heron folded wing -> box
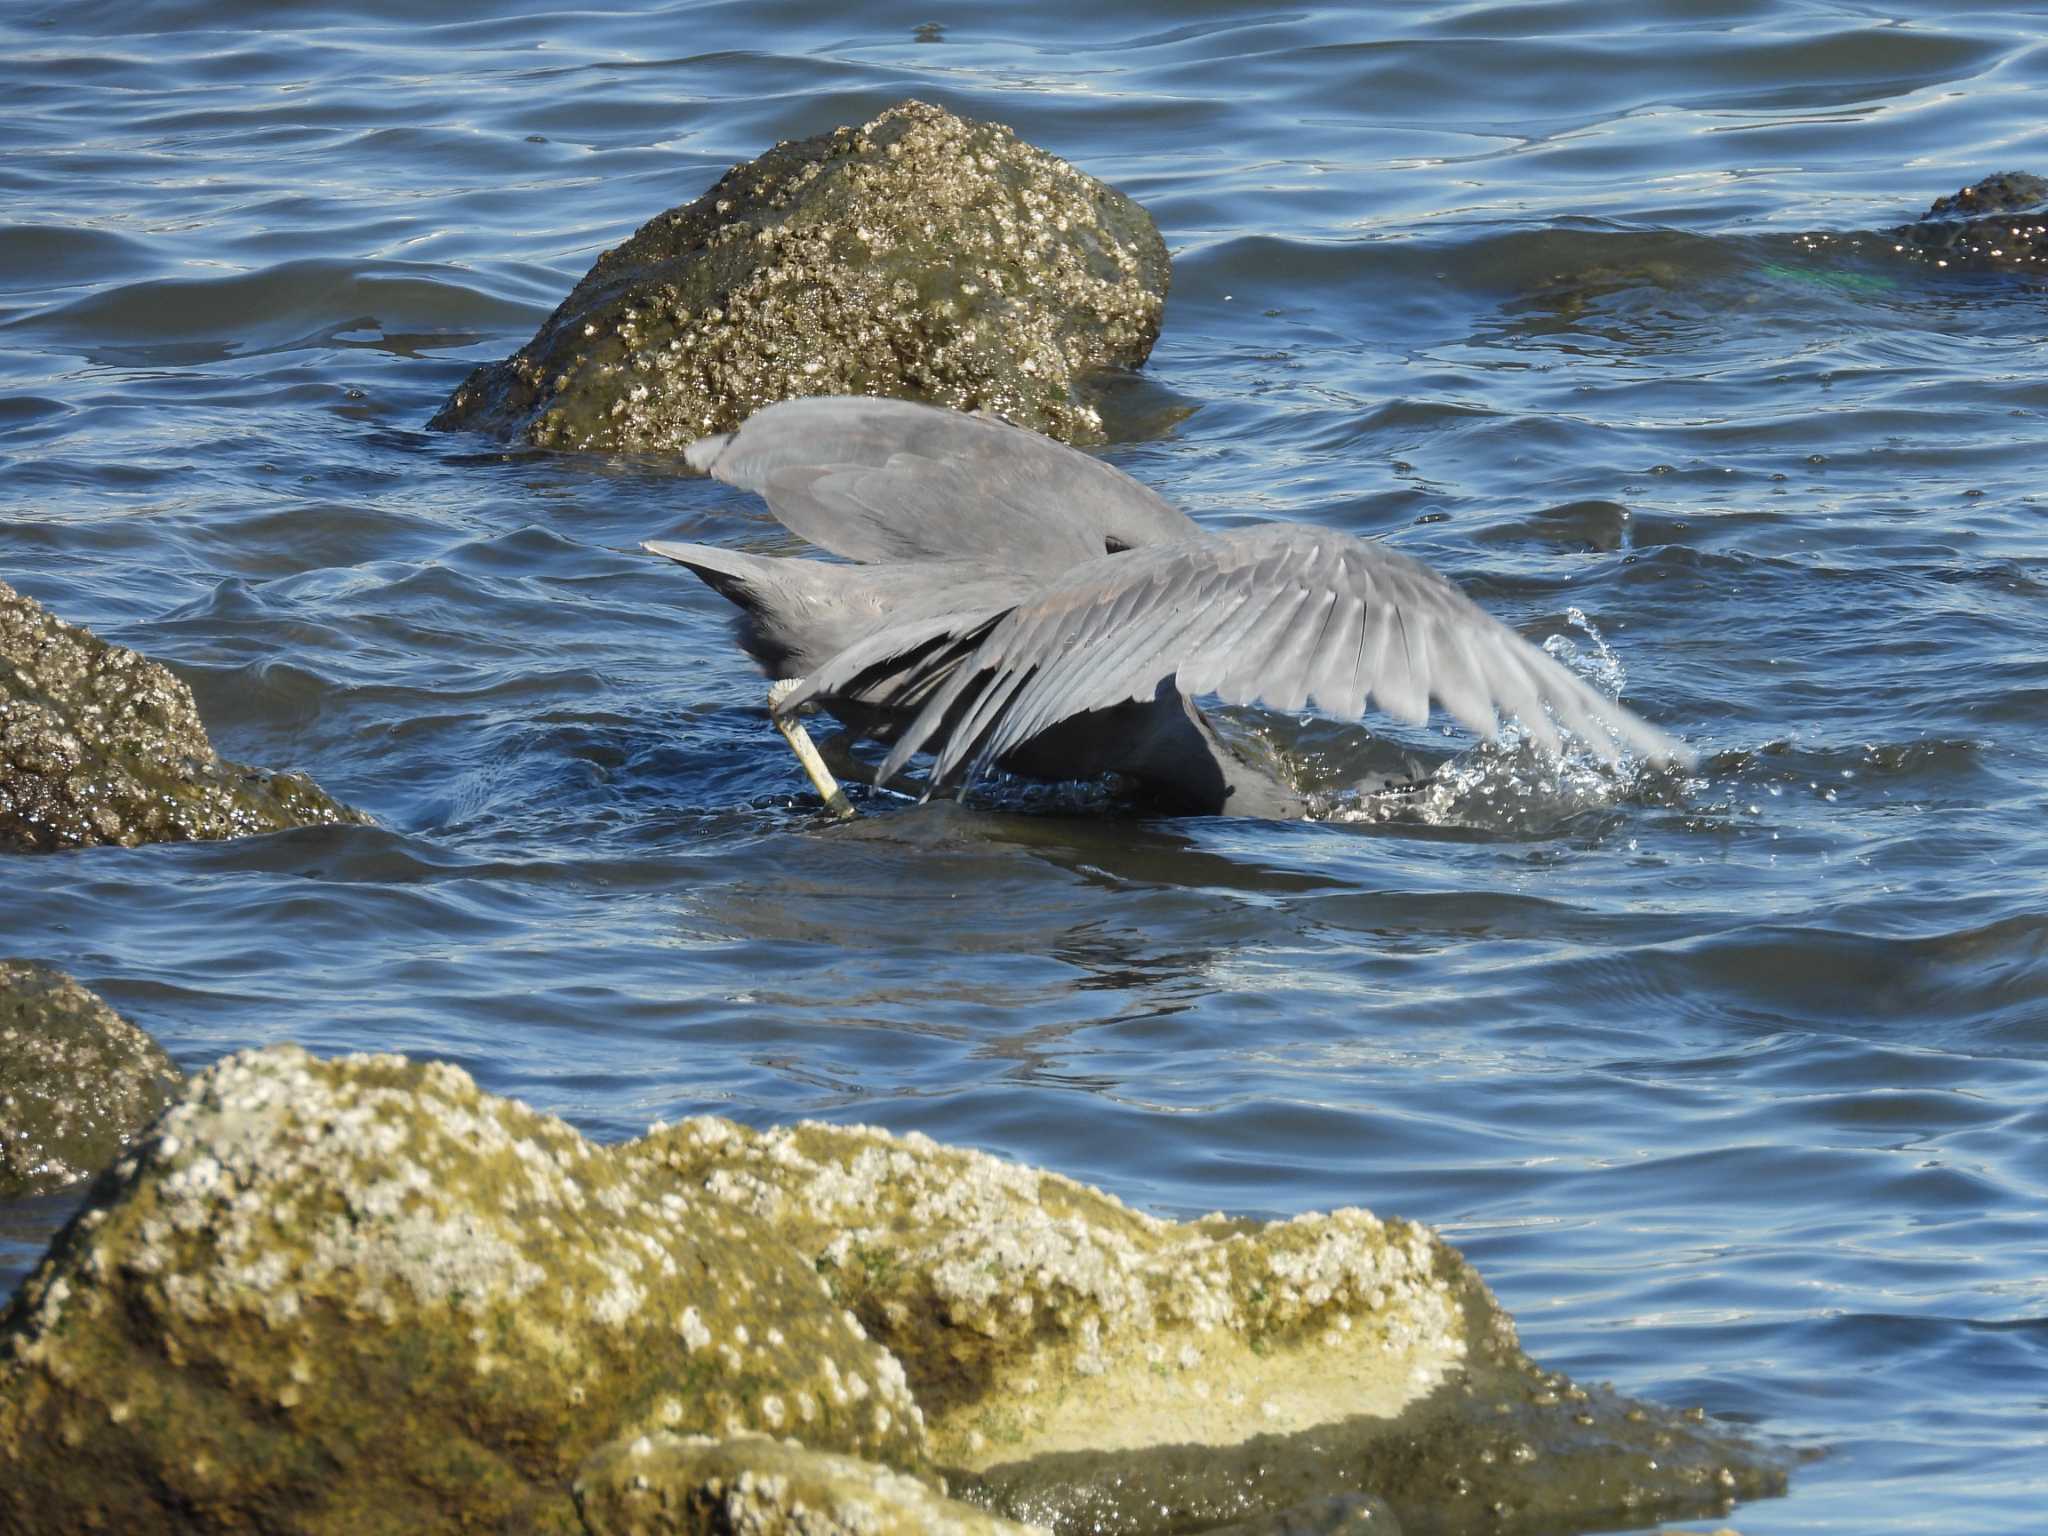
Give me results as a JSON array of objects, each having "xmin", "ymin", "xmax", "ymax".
[
  {"xmin": 865, "ymin": 524, "xmax": 1690, "ymax": 792},
  {"xmin": 686, "ymin": 396, "xmax": 1200, "ymax": 573}
]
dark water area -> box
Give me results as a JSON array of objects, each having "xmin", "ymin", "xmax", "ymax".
[{"xmin": 3, "ymin": 2, "xmax": 2046, "ymax": 1530}]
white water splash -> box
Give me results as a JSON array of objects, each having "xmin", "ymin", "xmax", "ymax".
[{"xmin": 1318, "ymin": 609, "xmax": 1657, "ymax": 835}]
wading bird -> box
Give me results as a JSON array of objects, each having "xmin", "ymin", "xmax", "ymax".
[{"xmin": 647, "ymin": 396, "xmax": 1686, "ymax": 817}]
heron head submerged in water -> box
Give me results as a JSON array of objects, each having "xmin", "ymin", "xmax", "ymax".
[{"xmin": 646, "ymin": 396, "xmax": 1689, "ymax": 817}]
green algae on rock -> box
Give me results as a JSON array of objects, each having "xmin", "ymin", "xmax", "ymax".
[
  {"xmin": 575, "ymin": 1432, "xmax": 1044, "ymax": 1536},
  {"xmin": 0, "ymin": 961, "xmax": 181, "ymax": 1198},
  {"xmin": 429, "ymin": 99, "xmax": 1169, "ymax": 450},
  {"xmin": 633, "ymin": 1116, "xmax": 1787, "ymax": 1536},
  {"xmin": 0, "ymin": 578, "xmax": 368, "ymax": 851},
  {"xmin": 0, "ymin": 1047, "xmax": 924, "ymax": 1535}
]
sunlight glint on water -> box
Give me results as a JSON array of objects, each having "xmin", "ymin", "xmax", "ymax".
[{"xmin": 2, "ymin": 3, "xmax": 2046, "ymax": 1532}]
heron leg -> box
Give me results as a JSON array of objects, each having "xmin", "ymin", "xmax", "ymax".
[{"xmin": 767, "ymin": 678, "xmax": 856, "ymax": 819}]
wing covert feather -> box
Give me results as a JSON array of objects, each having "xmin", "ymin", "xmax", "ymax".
[{"xmin": 690, "ymin": 396, "xmax": 1200, "ymax": 572}]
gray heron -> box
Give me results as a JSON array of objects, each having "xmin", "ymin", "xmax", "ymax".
[{"xmin": 646, "ymin": 397, "xmax": 1687, "ymax": 818}]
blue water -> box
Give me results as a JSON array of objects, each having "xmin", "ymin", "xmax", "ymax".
[{"xmin": 3, "ymin": 3, "xmax": 2046, "ymax": 1530}]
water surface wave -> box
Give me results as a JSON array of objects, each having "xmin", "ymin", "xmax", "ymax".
[{"xmin": 2, "ymin": 3, "xmax": 2045, "ymax": 1532}]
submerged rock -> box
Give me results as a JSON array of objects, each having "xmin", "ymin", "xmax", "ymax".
[
  {"xmin": 0, "ymin": 1047, "xmax": 922, "ymax": 1533},
  {"xmin": 429, "ymin": 99, "xmax": 1169, "ymax": 449},
  {"xmin": 0, "ymin": 578, "xmax": 368, "ymax": 851},
  {"xmin": 0, "ymin": 961, "xmax": 180, "ymax": 1198},
  {"xmin": 575, "ymin": 1432, "xmax": 1041, "ymax": 1536},
  {"xmin": 632, "ymin": 1118, "xmax": 1786, "ymax": 1533},
  {"xmin": 1888, "ymin": 171, "xmax": 2048, "ymax": 271}
]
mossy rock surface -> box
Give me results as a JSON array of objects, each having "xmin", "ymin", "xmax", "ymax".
[
  {"xmin": 575, "ymin": 1432, "xmax": 1043, "ymax": 1536},
  {"xmin": 0, "ymin": 961, "xmax": 181, "ymax": 1198},
  {"xmin": 429, "ymin": 99, "xmax": 1169, "ymax": 450},
  {"xmin": 0, "ymin": 578, "xmax": 368, "ymax": 851},
  {"xmin": 0, "ymin": 1047, "xmax": 924, "ymax": 1535}
]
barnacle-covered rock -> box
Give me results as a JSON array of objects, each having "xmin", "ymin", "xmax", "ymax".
[
  {"xmin": 633, "ymin": 1117, "xmax": 1788, "ymax": 1535},
  {"xmin": 0, "ymin": 578, "xmax": 368, "ymax": 851},
  {"xmin": 0, "ymin": 1051, "xmax": 1786, "ymax": 1534},
  {"xmin": 630, "ymin": 1117, "xmax": 1469, "ymax": 1470},
  {"xmin": 575, "ymin": 1432, "xmax": 1042, "ymax": 1536},
  {"xmin": 0, "ymin": 1047, "xmax": 923, "ymax": 1533},
  {"xmin": 429, "ymin": 99, "xmax": 1169, "ymax": 449},
  {"xmin": 0, "ymin": 961, "xmax": 180, "ymax": 1198},
  {"xmin": 1887, "ymin": 171, "xmax": 2048, "ymax": 271}
]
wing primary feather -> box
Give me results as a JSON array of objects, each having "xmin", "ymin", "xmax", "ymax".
[
  {"xmin": 988, "ymin": 583, "xmax": 1210, "ymax": 763},
  {"xmin": 1193, "ymin": 581, "xmax": 1312, "ymax": 704},
  {"xmin": 942, "ymin": 662, "xmax": 1042, "ymax": 784},
  {"xmin": 877, "ymin": 661, "xmax": 989, "ymax": 785},
  {"xmin": 1527, "ymin": 648, "xmax": 1625, "ymax": 764},
  {"xmin": 1089, "ymin": 569, "xmax": 1246, "ymax": 706},
  {"xmin": 995, "ymin": 567, "xmax": 1239, "ymax": 754},
  {"xmin": 1350, "ymin": 599, "xmax": 1394, "ymax": 718},
  {"xmin": 1419, "ymin": 617, "xmax": 1494, "ymax": 738},
  {"xmin": 778, "ymin": 610, "xmax": 1001, "ymax": 713},
  {"xmin": 1168, "ymin": 574, "xmax": 1289, "ymax": 698},
  {"xmin": 1306, "ymin": 592, "xmax": 1367, "ymax": 716},
  {"xmin": 984, "ymin": 624, "xmax": 1134, "ymax": 762},
  {"xmin": 1372, "ymin": 605, "xmax": 1429, "ymax": 725},
  {"xmin": 1486, "ymin": 634, "xmax": 1563, "ymax": 757},
  {"xmin": 834, "ymin": 632, "xmax": 966, "ymax": 708},
  {"xmin": 922, "ymin": 602, "xmax": 1075, "ymax": 782},
  {"xmin": 1260, "ymin": 581, "xmax": 1341, "ymax": 713},
  {"xmin": 980, "ymin": 609, "xmax": 1130, "ymax": 759}
]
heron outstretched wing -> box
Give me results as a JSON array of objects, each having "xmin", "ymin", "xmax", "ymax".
[
  {"xmin": 686, "ymin": 396, "xmax": 1200, "ymax": 573},
  {"xmin": 782, "ymin": 523, "xmax": 1690, "ymax": 791}
]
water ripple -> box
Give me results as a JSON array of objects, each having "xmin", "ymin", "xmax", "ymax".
[{"xmin": 3, "ymin": 3, "xmax": 2047, "ymax": 1530}]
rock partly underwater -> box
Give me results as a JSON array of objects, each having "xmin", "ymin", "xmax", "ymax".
[
  {"xmin": 0, "ymin": 1046, "xmax": 1786, "ymax": 1534},
  {"xmin": 429, "ymin": 99, "xmax": 1170, "ymax": 450},
  {"xmin": 574, "ymin": 1432, "xmax": 1043, "ymax": 1536},
  {"xmin": 1512, "ymin": 170, "xmax": 2048, "ymax": 328},
  {"xmin": 628, "ymin": 1117, "xmax": 1472, "ymax": 1469},
  {"xmin": 0, "ymin": 961, "xmax": 181, "ymax": 1199},
  {"xmin": 0, "ymin": 1047, "xmax": 923, "ymax": 1533},
  {"xmin": 0, "ymin": 578, "xmax": 368, "ymax": 852},
  {"xmin": 634, "ymin": 1116, "xmax": 1788, "ymax": 1535},
  {"xmin": 1887, "ymin": 170, "xmax": 2048, "ymax": 271}
]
